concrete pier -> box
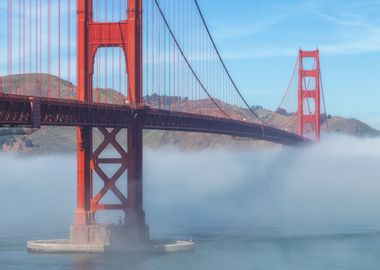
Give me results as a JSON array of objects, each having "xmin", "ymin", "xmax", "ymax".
[
  {"xmin": 27, "ymin": 240, "xmax": 105, "ymax": 253},
  {"xmin": 27, "ymin": 224, "xmax": 192, "ymax": 254}
]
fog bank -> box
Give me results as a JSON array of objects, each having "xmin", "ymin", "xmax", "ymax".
[{"xmin": 1, "ymin": 134, "xmax": 380, "ymax": 235}]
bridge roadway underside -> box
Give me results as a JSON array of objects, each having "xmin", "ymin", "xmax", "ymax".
[{"xmin": 0, "ymin": 94, "xmax": 307, "ymax": 145}]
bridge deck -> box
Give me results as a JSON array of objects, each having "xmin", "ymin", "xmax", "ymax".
[{"xmin": 0, "ymin": 94, "xmax": 308, "ymax": 145}]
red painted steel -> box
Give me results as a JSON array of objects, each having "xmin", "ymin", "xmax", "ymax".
[
  {"xmin": 74, "ymin": 0, "xmax": 146, "ymax": 235},
  {"xmin": 297, "ymin": 49, "xmax": 321, "ymax": 143},
  {"xmin": 91, "ymin": 127, "xmax": 128, "ymax": 211}
]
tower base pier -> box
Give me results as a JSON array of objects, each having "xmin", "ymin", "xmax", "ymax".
[
  {"xmin": 27, "ymin": 224, "xmax": 150, "ymax": 253},
  {"xmin": 69, "ymin": 224, "xmax": 110, "ymax": 245},
  {"xmin": 27, "ymin": 224, "xmax": 194, "ymax": 254},
  {"xmin": 70, "ymin": 224, "xmax": 150, "ymax": 246}
]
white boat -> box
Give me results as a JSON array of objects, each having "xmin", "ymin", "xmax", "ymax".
[{"xmin": 164, "ymin": 240, "xmax": 195, "ymax": 253}]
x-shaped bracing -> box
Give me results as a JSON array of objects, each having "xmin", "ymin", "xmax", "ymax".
[{"xmin": 91, "ymin": 127, "xmax": 128, "ymax": 211}]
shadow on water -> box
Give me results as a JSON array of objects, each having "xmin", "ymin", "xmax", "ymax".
[
  {"xmin": 68, "ymin": 247, "xmax": 200, "ymax": 270},
  {"xmin": 70, "ymin": 253, "xmax": 153, "ymax": 270}
]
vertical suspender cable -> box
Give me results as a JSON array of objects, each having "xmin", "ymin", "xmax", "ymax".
[
  {"xmin": 18, "ymin": 0, "xmax": 21, "ymax": 78},
  {"xmin": 172, "ymin": 0, "xmax": 175, "ymax": 110},
  {"xmin": 97, "ymin": 0, "xmax": 100, "ymax": 102},
  {"xmin": 171, "ymin": 0, "xmax": 175, "ymax": 110},
  {"xmin": 7, "ymin": 0, "xmax": 12, "ymax": 94},
  {"xmin": 118, "ymin": 0, "xmax": 121, "ymax": 99},
  {"xmin": 6, "ymin": 0, "xmax": 9, "ymax": 94},
  {"xmin": 153, "ymin": 0, "xmax": 156, "ymax": 107},
  {"xmin": 10, "ymin": 0, "xmax": 13, "ymax": 93},
  {"xmin": 145, "ymin": 0, "xmax": 148, "ymax": 105},
  {"xmin": 163, "ymin": 0, "xmax": 166, "ymax": 110},
  {"xmin": 68, "ymin": 0, "xmax": 71, "ymax": 98},
  {"xmin": 48, "ymin": 0, "xmax": 51, "ymax": 97},
  {"xmin": 29, "ymin": 0, "xmax": 31, "ymax": 95},
  {"xmin": 112, "ymin": 0, "xmax": 115, "ymax": 104},
  {"xmin": 183, "ymin": 0, "xmax": 186, "ymax": 112},
  {"xmin": 35, "ymin": 0, "xmax": 38, "ymax": 95},
  {"xmin": 186, "ymin": 0, "xmax": 190, "ymax": 112},
  {"xmin": 105, "ymin": 0, "xmax": 108, "ymax": 103},
  {"xmin": 197, "ymin": 8, "xmax": 200, "ymax": 102},
  {"xmin": 158, "ymin": 2, "xmax": 161, "ymax": 108},
  {"xmin": 191, "ymin": 1, "xmax": 194, "ymax": 109},
  {"xmin": 151, "ymin": 0, "xmax": 154, "ymax": 104},
  {"xmin": 58, "ymin": 0, "xmax": 61, "ymax": 98},
  {"xmin": 319, "ymin": 60, "xmax": 329, "ymax": 132},
  {"xmin": 23, "ymin": 0, "xmax": 25, "ymax": 78},
  {"xmin": 168, "ymin": 0, "xmax": 171, "ymax": 110},
  {"xmin": 39, "ymin": 0, "xmax": 42, "ymax": 96}
]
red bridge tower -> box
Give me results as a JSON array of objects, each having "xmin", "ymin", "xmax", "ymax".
[
  {"xmin": 297, "ymin": 49, "xmax": 321, "ymax": 143},
  {"xmin": 72, "ymin": 0, "xmax": 148, "ymax": 244}
]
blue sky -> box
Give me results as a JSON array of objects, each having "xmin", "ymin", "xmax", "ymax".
[
  {"xmin": 1, "ymin": 0, "xmax": 380, "ymax": 128},
  {"xmin": 198, "ymin": 0, "xmax": 380, "ymax": 128}
]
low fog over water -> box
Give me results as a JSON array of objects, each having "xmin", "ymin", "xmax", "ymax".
[{"xmin": 1, "ymin": 134, "xmax": 380, "ymax": 236}]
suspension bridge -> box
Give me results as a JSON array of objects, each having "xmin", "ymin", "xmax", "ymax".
[{"xmin": 2, "ymin": 0, "xmax": 328, "ymax": 246}]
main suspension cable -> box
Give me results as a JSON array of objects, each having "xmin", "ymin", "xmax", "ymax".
[
  {"xmin": 153, "ymin": 0, "xmax": 231, "ymax": 119},
  {"xmin": 319, "ymin": 59, "xmax": 329, "ymax": 132},
  {"xmin": 193, "ymin": 0, "xmax": 267, "ymax": 125}
]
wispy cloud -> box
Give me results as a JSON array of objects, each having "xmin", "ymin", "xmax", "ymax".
[
  {"xmin": 310, "ymin": 5, "xmax": 380, "ymax": 55},
  {"xmin": 212, "ymin": 15, "xmax": 288, "ymax": 40},
  {"xmin": 319, "ymin": 29, "xmax": 380, "ymax": 55},
  {"xmin": 210, "ymin": 1, "xmax": 380, "ymax": 59},
  {"xmin": 223, "ymin": 47, "xmax": 295, "ymax": 60}
]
